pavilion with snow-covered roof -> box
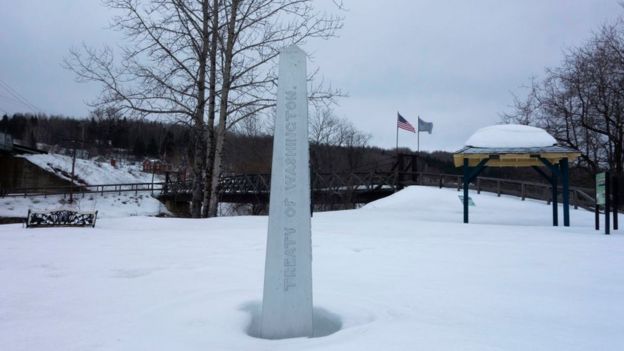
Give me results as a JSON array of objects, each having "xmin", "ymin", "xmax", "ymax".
[{"xmin": 454, "ymin": 124, "xmax": 581, "ymax": 226}]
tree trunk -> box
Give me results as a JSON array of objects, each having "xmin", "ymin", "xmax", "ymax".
[
  {"xmin": 208, "ymin": 119, "xmax": 227, "ymax": 217},
  {"xmin": 190, "ymin": 0, "xmax": 211, "ymax": 218},
  {"xmin": 207, "ymin": 0, "xmax": 239, "ymax": 217},
  {"xmin": 190, "ymin": 130, "xmax": 205, "ymax": 218},
  {"xmin": 201, "ymin": 0, "xmax": 219, "ymax": 218}
]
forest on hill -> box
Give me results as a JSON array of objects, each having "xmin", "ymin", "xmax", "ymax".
[
  {"xmin": 0, "ymin": 111, "xmax": 456, "ymax": 175},
  {"xmin": 1, "ymin": 112, "xmax": 596, "ymax": 188}
]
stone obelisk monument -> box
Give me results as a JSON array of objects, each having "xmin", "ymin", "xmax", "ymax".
[{"xmin": 260, "ymin": 45, "xmax": 313, "ymax": 339}]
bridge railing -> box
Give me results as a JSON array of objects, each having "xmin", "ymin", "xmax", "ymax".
[
  {"xmin": 210, "ymin": 172, "xmax": 399, "ymax": 195},
  {"xmin": 312, "ymin": 172, "xmax": 397, "ymax": 192},
  {"xmin": 217, "ymin": 173, "xmax": 271, "ymax": 194},
  {"xmin": 1, "ymin": 182, "xmax": 167, "ymax": 198}
]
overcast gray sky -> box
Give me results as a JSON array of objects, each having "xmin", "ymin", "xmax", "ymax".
[{"xmin": 0, "ymin": 0, "xmax": 621, "ymax": 151}]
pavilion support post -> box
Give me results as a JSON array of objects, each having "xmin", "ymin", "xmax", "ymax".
[
  {"xmin": 463, "ymin": 158, "xmax": 469, "ymax": 224},
  {"xmin": 552, "ymin": 173, "xmax": 558, "ymax": 226},
  {"xmin": 462, "ymin": 158, "xmax": 489, "ymax": 224},
  {"xmin": 533, "ymin": 161, "xmax": 561, "ymax": 227},
  {"xmin": 611, "ymin": 176, "xmax": 620, "ymax": 230},
  {"xmin": 606, "ymin": 171, "xmax": 611, "ymax": 235},
  {"xmin": 560, "ymin": 158, "xmax": 570, "ymax": 226}
]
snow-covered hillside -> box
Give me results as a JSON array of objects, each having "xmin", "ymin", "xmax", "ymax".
[
  {"xmin": 1, "ymin": 186, "xmax": 623, "ymax": 351},
  {"xmin": 21, "ymin": 153, "xmax": 163, "ymax": 185},
  {"xmin": 2, "ymin": 154, "xmax": 168, "ymax": 219},
  {"xmin": 0, "ymin": 192, "xmax": 169, "ymax": 219}
]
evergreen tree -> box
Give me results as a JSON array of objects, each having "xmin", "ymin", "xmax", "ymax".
[
  {"xmin": 146, "ymin": 137, "xmax": 159, "ymax": 158},
  {"xmin": 28, "ymin": 130, "xmax": 37, "ymax": 148},
  {"xmin": 133, "ymin": 138, "xmax": 146, "ymax": 157},
  {"xmin": 1, "ymin": 115, "xmax": 8, "ymax": 132},
  {"xmin": 160, "ymin": 130, "xmax": 175, "ymax": 160}
]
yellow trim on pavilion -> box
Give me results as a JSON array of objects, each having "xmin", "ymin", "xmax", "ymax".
[{"xmin": 453, "ymin": 152, "xmax": 581, "ymax": 168}]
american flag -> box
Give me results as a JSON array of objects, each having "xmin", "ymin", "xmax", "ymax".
[{"xmin": 397, "ymin": 113, "xmax": 416, "ymax": 133}]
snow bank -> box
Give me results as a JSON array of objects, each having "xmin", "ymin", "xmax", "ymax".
[
  {"xmin": 1, "ymin": 186, "xmax": 623, "ymax": 350},
  {"xmin": 465, "ymin": 124, "xmax": 556, "ymax": 148},
  {"xmin": 363, "ymin": 186, "xmax": 567, "ymax": 226},
  {"xmin": 21, "ymin": 153, "xmax": 162, "ymax": 185}
]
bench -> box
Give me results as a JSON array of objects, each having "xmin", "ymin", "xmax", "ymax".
[{"xmin": 26, "ymin": 209, "xmax": 98, "ymax": 228}]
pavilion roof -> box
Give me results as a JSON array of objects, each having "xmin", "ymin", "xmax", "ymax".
[{"xmin": 453, "ymin": 145, "xmax": 581, "ymax": 167}]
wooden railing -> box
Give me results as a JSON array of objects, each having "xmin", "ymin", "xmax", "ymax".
[{"xmin": 410, "ymin": 172, "xmax": 596, "ymax": 210}]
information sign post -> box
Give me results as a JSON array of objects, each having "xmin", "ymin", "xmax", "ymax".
[{"xmin": 596, "ymin": 172, "xmax": 610, "ymax": 235}]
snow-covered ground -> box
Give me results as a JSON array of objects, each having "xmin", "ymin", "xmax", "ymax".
[
  {"xmin": 1, "ymin": 186, "xmax": 623, "ymax": 350},
  {"xmin": 21, "ymin": 153, "xmax": 162, "ymax": 185},
  {"xmin": 0, "ymin": 192, "xmax": 169, "ymax": 219}
]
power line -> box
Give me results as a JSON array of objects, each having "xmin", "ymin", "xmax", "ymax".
[
  {"xmin": 0, "ymin": 78, "xmax": 43, "ymax": 114},
  {"xmin": 0, "ymin": 78, "xmax": 41, "ymax": 112},
  {"xmin": 0, "ymin": 80, "xmax": 41, "ymax": 113},
  {"xmin": 0, "ymin": 93, "xmax": 40, "ymax": 112}
]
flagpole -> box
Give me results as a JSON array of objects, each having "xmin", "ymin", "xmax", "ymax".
[
  {"xmin": 416, "ymin": 116, "xmax": 420, "ymax": 179},
  {"xmin": 396, "ymin": 112, "xmax": 399, "ymax": 154},
  {"xmin": 417, "ymin": 116, "xmax": 420, "ymax": 154}
]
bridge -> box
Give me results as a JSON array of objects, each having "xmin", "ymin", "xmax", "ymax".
[
  {"xmin": 156, "ymin": 153, "xmax": 596, "ymax": 211},
  {"xmin": 1, "ymin": 169, "xmax": 596, "ymax": 212},
  {"xmin": 0, "ymin": 151, "xmax": 598, "ymax": 215},
  {"xmin": 160, "ymin": 171, "xmax": 398, "ymax": 205}
]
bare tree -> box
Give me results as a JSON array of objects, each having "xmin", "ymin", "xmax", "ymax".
[
  {"xmin": 310, "ymin": 107, "xmax": 343, "ymax": 145},
  {"xmin": 310, "ymin": 107, "xmax": 370, "ymax": 149},
  {"xmin": 204, "ymin": 0, "xmax": 344, "ymax": 217},
  {"xmin": 504, "ymin": 21, "xmax": 624, "ymax": 175},
  {"xmin": 65, "ymin": 0, "xmax": 215, "ymax": 217},
  {"xmin": 309, "ymin": 107, "xmax": 370, "ymax": 173},
  {"xmin": 65, "ymin": 0, "xmax": 344, "ymax": 218}
]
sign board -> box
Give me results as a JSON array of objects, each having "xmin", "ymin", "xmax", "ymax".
[
  {"xmin": 458, "ymin": 195, "xmax": 476, "ymax": 207},
  {"xmin": 596, "ymin": 172, "xmax": 606, "ymax": 206}
]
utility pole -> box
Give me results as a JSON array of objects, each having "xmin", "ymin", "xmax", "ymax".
[
  {"xmin": 151, "ymin": 160, "xmax": 156, "ymax": 196},
  {"xmin": 69, "ymin": 140, "xmax": 77, "ymax": 204},
  {"xmin": 65, "ymin": 136, "xmax": 84, "ymax": 205}
]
